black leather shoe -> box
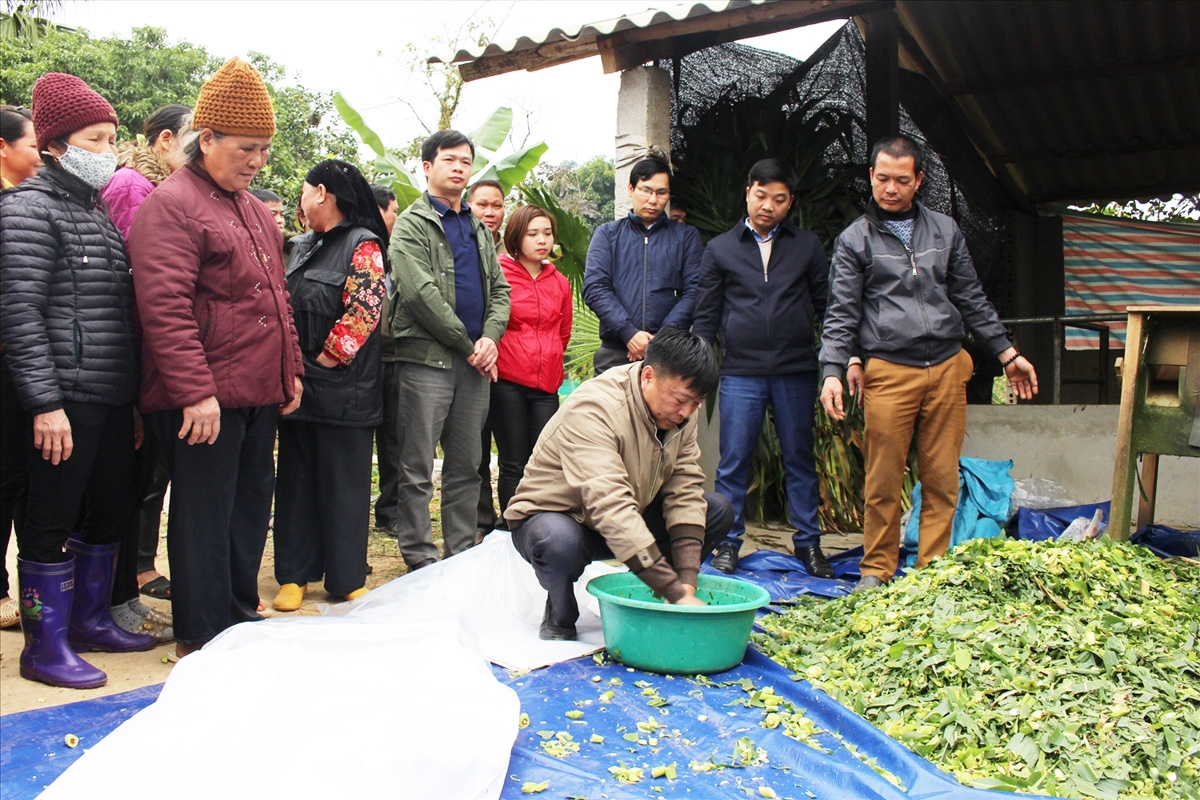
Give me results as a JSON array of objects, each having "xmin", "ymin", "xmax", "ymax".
[
  {"xmin": 851, "ymin": 575, "xmax": 884, "ymax": 593},
  {"xmin": 795, "ymin": 544, "xmax": 834, "ymax": 579},
  {"xmin": 710, "ymin": 541, "xmax": 739, "ymax": 574},
  {"xmin": 539, "ymin": 597, "xmax": 577, "ymax": 641},
  {"xmin": 406, "ymin": 557, "xmax": 437, "ymax": 573}
]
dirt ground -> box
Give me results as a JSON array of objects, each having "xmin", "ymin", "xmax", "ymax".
[{"xmin": 0, "ymin": 489, "xmax": 860, "ymax": 716}]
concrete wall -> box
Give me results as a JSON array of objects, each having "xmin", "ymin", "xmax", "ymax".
[
  {"xmin": 962, "ymin": 405, "xmax": 1199, "ymax": 528},
  {"xmin": 613, "ymin": 66, "xmax": 672, "ymax": 221},
  {"xmin": 694, "ymin": 403, "xmax": 1199, "ymax": 528}
]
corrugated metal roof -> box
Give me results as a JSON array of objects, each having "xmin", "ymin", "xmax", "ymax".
[
  {"xmin": 439, "ymin": 0, "xmax": 1200, "ymax": 203},
  {"xmin": 432, "ymin": 1, "xmax": 749, "ymax": 65},
  {"xmin": 895, "ymin": 0, "xmax": 1200, "ymax": 203}
]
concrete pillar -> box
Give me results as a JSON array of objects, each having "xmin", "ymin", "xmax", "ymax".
[{"xmin": 614, "ymin": 66, "xmax": 672, "ymax": 220}]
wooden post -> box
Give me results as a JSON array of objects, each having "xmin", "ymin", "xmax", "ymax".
[
  {"xmin": 863, "ymin": 9, "xmax": 900, "ymax": 147},
  {"xmin": 1135, "ymin": 453, "xmax": 1160, "ymax": 530},
  {"xmin": 1108, "ymin": 311, "xmax": 1144, "ymax": 540}
]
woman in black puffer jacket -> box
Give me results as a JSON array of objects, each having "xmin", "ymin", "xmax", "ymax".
[{"xmin": 0, "ymin": 73, "xmax": 154, "ymax": 690}]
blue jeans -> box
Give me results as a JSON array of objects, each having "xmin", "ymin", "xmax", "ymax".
[{"xmin": 715, "ymin": 373, "xmax": 821, "ymax": 549}]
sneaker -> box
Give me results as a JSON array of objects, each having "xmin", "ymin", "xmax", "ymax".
[
  {"xmin": 710, "ymin": 541, "xmax": 739, "ymax": 574},
  {"xmin": 111, "ymin": 599, "xmax": 173, "ymax": 643},
  {"xmin": 795, "ymin": 544, "xmax": 835, "ymax": 579},
  {"xmin": 851, "ymin": 575, "xmax": 884, "ymax": 594}
]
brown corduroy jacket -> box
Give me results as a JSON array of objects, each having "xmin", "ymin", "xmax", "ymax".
[
  {"xmin": 504, "ymin": 362, "xmax": 708, "ymax": 565},
  {"xmin": 130, "ymin": 162, "xmax": 303, "ymax": 413}
]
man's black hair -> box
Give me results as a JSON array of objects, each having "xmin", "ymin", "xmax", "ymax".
[
  {"xmin": 747, "ymin": 158, "xmax": 797, "ymax": 195},
  {"xmin": 467, "ymin": 179, "xmax": 502, "ymax": 199},
  {"xmin": 370, "ymin": 183, "xmax": 396, "ymax": 211},
  {"xmin": 628, "ymin": 157, "xmax": 671, "ymax": 189},
  {"xmin": 869, "ymin": 135, "xmax": 925, "ymax": 176},
  {"xmin": 250, "ymin": 188, "xmax": 282, "ymax": 203},
  {"xmin": 643, "ymin": 327, "xmax": 719, "ymax": 397},
  {"xmin": 421, "ymin": 129, "xmax": 475, "ymax": 164}
]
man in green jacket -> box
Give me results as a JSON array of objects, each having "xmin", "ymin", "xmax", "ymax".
[{"xmin": 390, "ymin": 130, "xmax": 511, "ymax": 570}]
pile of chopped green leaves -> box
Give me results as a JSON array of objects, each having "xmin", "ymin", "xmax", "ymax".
[{"xmin": 755, "ymin": 537, "xmax": 1200, "ymax": 800}]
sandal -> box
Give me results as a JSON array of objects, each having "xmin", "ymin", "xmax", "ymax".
[
  {"xmin": 139, "ymin": 576, "xmax": 172, "ymax": 600},
  {"xmin": 112, "ymin": 599, "xmax": 173, "ymax": 643},
  {"xmin": 0, "ymin": 596, "xmax": 19, "ymax": 629}
]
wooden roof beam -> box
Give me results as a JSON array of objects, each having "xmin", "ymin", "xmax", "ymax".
[
  {"xmin": 945, "ymin": 50, "xmax": 1200, "ymax": 97},
  {"xmin": 1000, "ymin": 138, "xmax": 1200, "ymax": 165}
]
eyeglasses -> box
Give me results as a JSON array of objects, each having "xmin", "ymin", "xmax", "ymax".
[{"xmin": 634, "ymin": 186, "xmax": 670, "ymax": 199}]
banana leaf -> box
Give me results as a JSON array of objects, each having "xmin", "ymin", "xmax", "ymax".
[
  {"xmin": 474, "ymin": 142, "xmax": 549, "ymax": 196},
  {"xmin": 332, "ymin": 93, "xmax": 422, "ymax": 209}
]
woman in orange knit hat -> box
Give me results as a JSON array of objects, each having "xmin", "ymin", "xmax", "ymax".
[{"xmin": 128, "ymin": 58, "xmax": 305, "ymax": 660}]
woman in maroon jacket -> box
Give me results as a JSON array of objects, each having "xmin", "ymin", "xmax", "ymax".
[
  {"xmin": 128, "ymin": 58, "xmax": 304, "ymax": 660},
  {"xmin": 489, "ymin": 205, "xmax": 572, "ymax": 515}
]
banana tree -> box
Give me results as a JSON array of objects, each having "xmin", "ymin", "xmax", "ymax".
[{"xmin": 334, "ymin": 96, "xmax": 547, "ymax": 209}]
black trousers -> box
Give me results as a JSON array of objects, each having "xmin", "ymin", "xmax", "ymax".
[
  {"xmin": 111, "ymin": 425, "xmax": 170, "ymax": 605},
  {"xmin": 374, "ymin": 361, "xmax": 402, "ymax": 529},
  {"xmin": 148, "ymin": 406, "xmax": 277, "ymax": 645},
  {"xmin": 490, "ymin": 380, "xmax": 559, "ymax": 514},
  {"xmin": 1, "ymin": 362, "xmax": 30, "ymax": 594},
  {"xmin": 274, "ymin": 421, "xmax": 373, "ymax": 595},
  {"xmin": 18, "ymin": 401, "xmax": 136, "ymax": 564},
  {"xmin": 510, "ymin": 491, "xmax": 734, "ymax": 627},
  {"xmin": 476, "ymin": 417, "xmax": 498, "ymax": 535}
]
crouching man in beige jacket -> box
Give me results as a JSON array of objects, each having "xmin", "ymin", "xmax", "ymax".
[{"xmin": 505, "ymin": 328, "xmax": 733, "ymax": 640}]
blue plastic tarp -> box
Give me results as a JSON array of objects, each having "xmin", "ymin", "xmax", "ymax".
[
  {"xmin": 700, "ymin": 548, "xmax": 860, "ymax": 602},
  {"xmin": 494, "ymin": 649, "xmax": 1039, "ymax": 799},
  {"xmin": 0, "ymin": 685, "xmax": 161, "ymax": 800},
  {"xmin": 1132, "ymin": 523, "xmax": 1200, "ymax": 558},
  {"xmin": 1013, "ymin": 501, "xmax": 1110, "ymax": 541},
  {"xmin": 903, "ymin": 457, "xmax": 1012, "ymax": 566}
]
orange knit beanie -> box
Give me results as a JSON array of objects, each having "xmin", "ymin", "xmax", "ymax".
[{"xmin": 191, "ymin": 57, "xmax": 276, "ymax": 138}]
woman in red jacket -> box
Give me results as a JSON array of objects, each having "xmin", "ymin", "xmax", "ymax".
[{"xmin": 490, "ymin": 205, "xmax": 572, "ymax": 515}]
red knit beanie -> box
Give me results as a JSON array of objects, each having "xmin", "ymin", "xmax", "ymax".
[{"xmin": 31, "ymin": 72, "xmax": 119, "ymax": 154}]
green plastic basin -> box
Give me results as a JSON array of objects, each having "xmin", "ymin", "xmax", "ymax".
[{"xmin": 585, "ymin": 572, "xmax": 770, "ymax": 674}]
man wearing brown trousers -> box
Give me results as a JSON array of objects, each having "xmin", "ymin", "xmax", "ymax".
[{"xmin": 819, "ymin": 135, "xmax": 1038, "ymax": 593}]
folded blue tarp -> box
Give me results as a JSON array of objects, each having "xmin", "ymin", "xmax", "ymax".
[{"xmin": 903, "ymin": 457, "xmax": 1012, "ymax": 566}]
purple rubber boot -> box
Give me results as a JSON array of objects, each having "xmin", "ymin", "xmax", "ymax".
[
  {"xmin": 65, "ymin": 538, "xmax": 155, "ymax": 653},
  {"xmin": 17, "ymin": 557, "xmax": 107, "ymax": 689}
]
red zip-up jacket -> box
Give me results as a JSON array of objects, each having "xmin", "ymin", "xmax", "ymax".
[{"xmin": 495, "ymin": 254, "xmax": 572, "ymax": 394}]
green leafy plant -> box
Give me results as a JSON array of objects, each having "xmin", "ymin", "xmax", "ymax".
[{"xmin": 757, "ymin": 537, "xmax": 1200, "ymax": 800}]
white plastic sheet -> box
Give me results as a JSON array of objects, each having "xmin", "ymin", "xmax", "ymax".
[
  {"xmin": 328, "ymin": 531, "xmax": 622, "ymax": 671},
  {"xmin": 40, "ymin": 616, "xmax": 520, "ymax": 800},
  {"xmin": 41, "ymin": 534, "xmax": 620, "ymax": 799}
]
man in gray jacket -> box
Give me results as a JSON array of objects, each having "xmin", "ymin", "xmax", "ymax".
[
  {"xmin": 390, "ymin": 130, "xmax": 511, "ymax": 571},
  {"xmin": 819, "ymin": 135, "xmax": 1038, "ymax": 593}
]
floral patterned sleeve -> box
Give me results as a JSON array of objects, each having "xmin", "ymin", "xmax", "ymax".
[{"xmin": 324, "ymin": 240, "xmax": 385, "ymax": 365}]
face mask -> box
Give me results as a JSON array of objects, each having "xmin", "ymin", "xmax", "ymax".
[{"xmin": 57, "ymin": 144, "xmax": 117, "ymax": 189}]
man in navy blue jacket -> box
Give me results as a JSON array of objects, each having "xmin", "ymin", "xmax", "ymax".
[
  {"xmin": 583, "ymin": 158, "xmax": 704, "ymax": 374},
  {"xmin": 692, "ymin": 159, "xmax": 833, "ymax": 578}
]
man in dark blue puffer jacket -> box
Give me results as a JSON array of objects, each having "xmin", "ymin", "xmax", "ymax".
[{"xmin": 583, "ymin": 157, "xmax": 703, "ymax": 374}]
